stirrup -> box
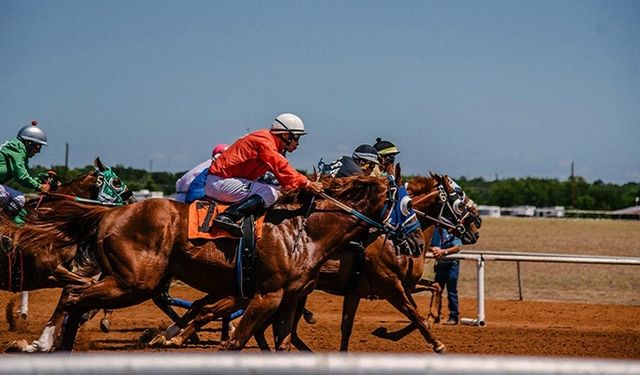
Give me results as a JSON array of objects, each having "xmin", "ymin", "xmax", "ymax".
[{"xmin": 213, "ymin": 215, "xmax": 242, "ymax": 236}]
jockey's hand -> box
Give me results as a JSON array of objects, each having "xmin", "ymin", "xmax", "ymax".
[
  {"xmin": 306, "ymin": 181, "xmax": 324, "ymax": 195},
  {"xmin": 39, "ymin": 183, "xmax": 51, "ymax": 194}
]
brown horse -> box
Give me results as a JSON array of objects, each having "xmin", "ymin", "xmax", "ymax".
[
  {"xmin": 31, "ymin": 174, "xmax": 423, "ymax": 351},
  {"xmin": 2, "ymin": 157, "xmax": 133, "ymax": 352},
  {"xmin": 164, "ymin": 172, "xmax": 480, "ymax": 353},
  {"xmin": 288, "ymin": 173, "xmax": 481, "ymax": 352}
]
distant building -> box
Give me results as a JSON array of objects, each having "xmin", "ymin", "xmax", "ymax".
[
  {"xmin": 478, "ymin": 205, "xmax": 501, "ymax": 218},
  {"xmin": 133, "ymin": 189, "xmax": 164, "ymax": 200},
  {"xmin": 535, "ymin": 206, "xmax": 565, "ymax": 218},
  {"xmin": 501, "ymin": 205, "xmax": 536, "ymax": 217}
]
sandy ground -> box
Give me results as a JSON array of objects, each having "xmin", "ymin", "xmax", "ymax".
[{"xmin": 2, "ymin": 285, "xmax": 639, "ymax": 359}]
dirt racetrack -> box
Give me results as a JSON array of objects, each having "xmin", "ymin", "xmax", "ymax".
[
  {"xmin": 2, "ymin": 217, "xmax": 639, "ymax": 358},
  {"xmin": 2, "ymin": 285, "xmax": 639, "ymax": 359}
]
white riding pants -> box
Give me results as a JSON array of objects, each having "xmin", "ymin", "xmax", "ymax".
[
  {"xmin": 205, "ymin": 175, "xmax": 280, "ymax": 207},
  {"xmin": 0, "ymin": 184, "xmax": 25, "ymax": 209}
]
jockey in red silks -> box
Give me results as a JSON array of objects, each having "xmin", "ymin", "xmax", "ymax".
[
  {"xmin": 206, "ymin": 113, "xmax": 324, "ymax": 235},
  {"xmin": 175, "ymin": 144, "xmax": 229, "ymax": 203}
]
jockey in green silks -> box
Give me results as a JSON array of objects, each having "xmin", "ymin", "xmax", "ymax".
[{"xmin": 0, "ymin": 121, "xmax": 50, "ymax": 225}]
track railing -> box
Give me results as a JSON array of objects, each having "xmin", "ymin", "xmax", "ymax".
[
  {"xmin": 429, "ymin": 250, "xmax": 640, "ymax": 326},
  {"xmin": 2, "ymin": 353, "xmax": 640, "ymax": 375}
]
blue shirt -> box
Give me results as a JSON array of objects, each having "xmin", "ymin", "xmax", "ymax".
[{"xmin": 431, "ymin": 227, "xmax": 462, "ymax": 262}]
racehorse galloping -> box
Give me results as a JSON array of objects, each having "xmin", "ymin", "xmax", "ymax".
[
  {"xmin": 304, "ymin": 172, "xmax": 481, "ymax": 352},
  {"xmin": 228, "ymin": 171, "xmax": 480, "ymax": 353},
  {"xmin": 2, "ymin": 157, "xmax": 133, "ymax": 352},
  {"xmin": 33, "ymin": 175, "xmax": 422, "ymax": 351}
]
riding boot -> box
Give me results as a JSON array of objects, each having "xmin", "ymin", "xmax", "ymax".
[
  {"xmin": 213, "ymin": 195, "xmax": 265, "ymax": 236},
  {"xmin": 13, "ymin": 208, "xmax": 28, "ymax": 226}
]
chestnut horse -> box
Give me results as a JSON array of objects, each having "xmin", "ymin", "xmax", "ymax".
[
  {"xmin": 31, "ymin": 174, "xmax": 422, "ymax": 351},
  {"xmin": 158, "ymin": 172, "xmax": 480, "ymax": 353},
  {"xmin": 2, "ymin": 157, "xmax": 133, "ymax": 352},
  {"xmin": 288, "ymin": 173, "xmax": 481, "ymax": 352}
]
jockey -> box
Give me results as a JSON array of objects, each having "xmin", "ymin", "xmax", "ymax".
[
  {"xmin": 0, "ymin": 121, "xmax": 50, "ymax": 225},
  {"xmin": 175, "ymin": 143, "xmax": 229, "ymax": 203},
  {"xmin": 373, "ymin": 137, "xmax": 400, "ymax": 173},
  {"xmin": 323, "ymin": 144, "xmax": 380, "ymax": 178},
  {"xmin": 207, "ymin": 113, "xmax": 324, "ymax": 235}
]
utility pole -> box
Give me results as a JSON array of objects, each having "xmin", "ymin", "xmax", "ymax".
[
  {"xmin": 64, "ymin": 142, "xmax": 69, "ymax": 179},
  {"xmin": 149, "ymin": 159, "xmax": 153, "ymax": 173},
  {"xmin": 570, "ymin": 161, "xmax": 576, "ymax": 208}
]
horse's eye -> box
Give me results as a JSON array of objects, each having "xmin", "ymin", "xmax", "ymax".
[
  {"xmin": 400, "ymin": 196, "xmax": 412, "ymax": 216},
  {"xmin": 111, "ymin": 178, "xmax": 122, "ymax": 188}
]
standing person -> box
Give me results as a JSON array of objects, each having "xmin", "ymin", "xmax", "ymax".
[
  {"xmin": 206, "ymin": 113, "xmax": 324, "ymax": 236},
  {"xmin": 430, "ymin": 226, "xmax": 463, "ymax": 325},
  {"xmin": 175, "ymin": 143, "xmax": 229, "ymax": 203},
  {"xmin": 322, "ymin": 144, "xmax": 380, "ymax": 178},
  {"xmin": 0, "ymin": 121, "xmax": 50, "ymax": 225},
  {"xmin": 373, "ymin": 138, "xmax": 400, "ymax": 174}
]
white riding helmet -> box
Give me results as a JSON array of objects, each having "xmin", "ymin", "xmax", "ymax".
[
  {"xmin": 270, "ymin": 113, "xmax": 307, "ymax": 135},
  {"xmin": 17, "ymin": 121, "xmax": 48, "ymax": 146}
]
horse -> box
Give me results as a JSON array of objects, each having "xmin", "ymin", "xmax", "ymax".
[
  {"xmin": 2, "ymin": 157, "xmax": 134, "ymax": 352},
  {"xmin": 30, "ymin": 173, "xmax": 423, "ymax": 351},
  {"xmin": 155, "ymin": 171, "xmax": 481, "ymax": 353},
  {"xmin": 285, "ymin": 172, "xmax": 481, "ymax": 352}
]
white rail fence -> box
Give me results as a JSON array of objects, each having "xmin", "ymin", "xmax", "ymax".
[
  {"xmin": 432, "ymin": 250, "xmax": 640, "ymax": 327},
  {"xmin": 2, "ymin": 353, "xmax": 640, "ymax": 375}
]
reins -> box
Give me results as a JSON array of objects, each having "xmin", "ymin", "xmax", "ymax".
[{"xmin": 39, "ymin": 192, "xmax": 124, "ymax": 207}]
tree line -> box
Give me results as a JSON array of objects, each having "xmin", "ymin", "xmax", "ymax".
[{"xmin": 11, "ymin": 163, "xmax": 639, "ymax": 211}]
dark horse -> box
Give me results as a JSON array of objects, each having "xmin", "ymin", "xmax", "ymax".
[
  {"xmin": 32, "ymin": 174, "xmax": 422, "ymax": 351},
  {"xmin": 153, "ymin": 172, "xmax": 480, "ymax": 353},
  {"xmin": 2, "ymin": 157, "xmax": 134, "ymax": 352}
]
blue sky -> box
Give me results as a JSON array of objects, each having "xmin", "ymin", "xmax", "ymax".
[{"xmin": 1, "ymin": 1, "xmax": 639, "ymax": 184}]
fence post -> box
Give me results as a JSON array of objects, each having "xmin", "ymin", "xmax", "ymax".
[{"xmin": 516, "ymin": 261, "xmax": 523, "ymax": 301}]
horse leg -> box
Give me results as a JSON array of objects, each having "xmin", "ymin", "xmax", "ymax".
[
  {"xmin": 18, "ymin": 291, "xmax": 28, "ymax": 320},
  {"xmin": 159, "ymin": 295, "xmax": 238, "ymax": 347},
  {"xmin": 252, "ymin": 318, "xmax": 273, "ymax": 351},
  {"xmin": 382, "ymin": 283, "xmax": 445, "ymax": 353},
  {"xmin": 339, "ymin": 294, "xmax": 361, "ymax": 352},
  {"xmin": 290, "ymin": 296, "xmax": 312, "ymax": 352},
  {"xmin": 272, "ymin": 302, "xmax": 298, "ymax": 352},
  {"xmin": 225, "ymin": 290, "xmax": 284, "ymax": 351},
  {"xmin": 372, "ymin": 281, "xmax": 443, "ymax": 340}
]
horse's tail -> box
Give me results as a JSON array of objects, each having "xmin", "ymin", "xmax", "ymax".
[{"xmin": 29, "ymin": 201, "xmax": 111, "ymax": 245}]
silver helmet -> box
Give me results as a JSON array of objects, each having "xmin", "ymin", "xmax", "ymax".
[{"xmin": 17, "ymin": 121, "xmax": 47, "ymax": 146}]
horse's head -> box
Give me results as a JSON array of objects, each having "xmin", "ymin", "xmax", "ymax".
[
  {"xmin": 407, "ymin": 172, "xmax": 481, "ymax": 245},
  {"xmin": 57, "ymin": 157, "xmax": 135, "ymax": 205},
  {"xmin": 321, "ymin": 168, "xmax": 424, "ymax": 256}
]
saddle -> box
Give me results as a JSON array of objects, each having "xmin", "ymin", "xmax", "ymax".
[
  {"xmin": 187, "ymin": 200, "xmax": 262, "ymax": 299},
  {"xmin": 187, "ymin": 201, "xmax": 264, "ymax": 240}
]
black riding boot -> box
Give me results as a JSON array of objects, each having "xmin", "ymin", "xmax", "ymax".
[{"xmin": 213, "ymin": 195, "xmax": 265, "ymax": 236}]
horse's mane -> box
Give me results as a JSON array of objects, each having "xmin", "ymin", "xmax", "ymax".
[
  {"xmin": 407, "ymin": 175, "xmax": 438, "ymax": 196},
  {"xmin": 277, "ymin": 175, "xmax": 387, "ymax": 208}
]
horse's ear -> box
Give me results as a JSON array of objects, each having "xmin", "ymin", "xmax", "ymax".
[
  {"xmin": 394, "ymin": 163, "xmax": 402, "ymax": 184},
  {"xmin": 94, "ymin": 157, "xmax": 106, "ymax": 171}
]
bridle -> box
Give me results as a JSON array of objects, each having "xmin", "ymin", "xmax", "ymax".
[{"xmin": 412, "ymin": 178, "xmax": 480, "ymax": 242}]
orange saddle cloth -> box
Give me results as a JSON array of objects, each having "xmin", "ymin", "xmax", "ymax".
[{"xmin": 188, "ymin": 201, "xmax": 264, "ymax": 240}]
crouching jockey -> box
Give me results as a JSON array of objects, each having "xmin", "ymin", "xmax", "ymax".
[
  {"xmin": 0, "ymin": 121, "xmax": 50, "ymax": 225},
  {"xmin": 204, "ymin": 113, "xmax": 324, "ymax": 236},
  {"xmin": 176, "ymin": 143, "xmax": 229, "ymax": 203}
]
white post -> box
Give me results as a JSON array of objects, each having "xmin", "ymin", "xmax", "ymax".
[
  {"xmin": 461, "ymin": 257, "xmax": 486, "ymax": 327},
  {"xmin": 18, "ymin": 291, "xmax": 29, "ymax": 319}
]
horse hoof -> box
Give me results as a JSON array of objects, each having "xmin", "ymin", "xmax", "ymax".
[
  {"xmin": 139, "ymin": 328, "xmax": 161, "ymax": 345},
  {"xmin": 371, "ymin": 327, "xmax": 389, "ymax": 338},
  {"xmin": 100, "ymin": 318, "xmax": 110, "ymax": 333},
  {"xmin": 434, "ymin": 342, "xmax": 446, "ymax": 354},
  {"xmin": 186, "ymin": 333, "xmax": 200, "ymax": 345},
  {"xmin": 5, "ymin": 340, "xmax": 29, "ymax": 353},
  {"xmin": 148, "ymin": 335, "xmax": 167, "ymax": 347}
]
